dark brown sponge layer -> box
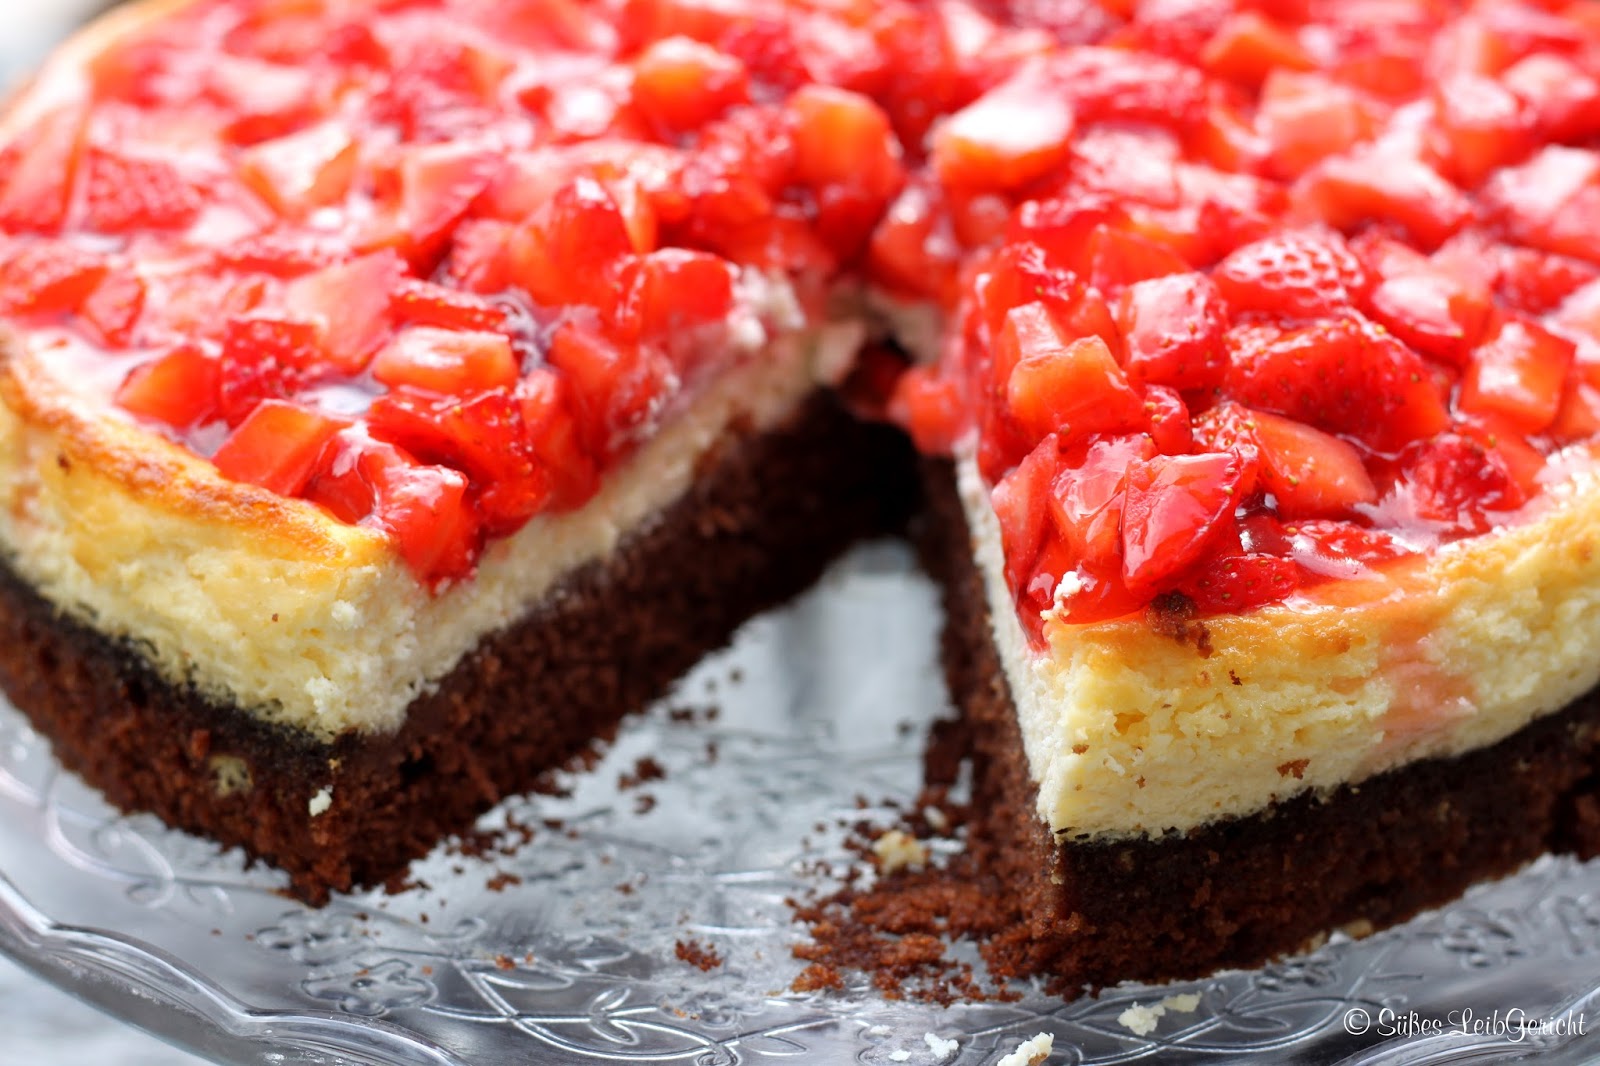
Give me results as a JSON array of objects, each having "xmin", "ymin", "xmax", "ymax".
[
  {"xmin": 0, "ymin": 393, "xmax": 916, "ymax": 903},
  {"xmin": 916, "ymin": 456, "xmax": 1600, "ymax": 994}
]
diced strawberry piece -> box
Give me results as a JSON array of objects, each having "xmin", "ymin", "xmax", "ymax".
[
  {"xmin": 1047, "ymin": 433, "xmax": 1156, "ymax": 565},
  {"xmin": 1551, "ymin": 378, "xmax": 1600, "ymax": 443},
  {"xmin": 632, "ymin": 37, "xmax": 749, "ymax": 134},
  {"xmin": 1459, "ymin": 315, "xmax": 1574, "ymax": 433},
  {"xmin": 115, "ymin": 344, "xmax": 218, "ymax": 429},
  {"xmin": 619, "ymin": 0, "xmax": 747, "ymax": 50},
  {"xmin": 481, "ymin": 142, "xmax": 687, "ymax": 223},
  {"xmin": 1179, "ymin": 552, "xmax": 1300, "ymax": 614},
  {"xmin": 0, "ymin": 104, "xmax": 87, "ymax": 233},
  {"xmin": 889, "ymin": 364, "xmax": 965, "ymax": 455},
  {"xmin": 447, "ymin": 219, "xmax": 518, "ymax": 293},
  {"xmin": 1459, "ymin": 413, "xmax": 1546, "ymax": 497},
  {"xmin": 1199, "ymin": 12, "xmax": 1313, "ymax": 88},
  {"xmin": 1226, "ymin": 315, "xmax": 1450, "ymax": 452},
  {"xmin": 867, "ymin": 178, "xmax": 960, "ymax": 302},
  {"xmin": 517, "ymin": 368, "xmax": 597, "ymax": 511},
  {"xmin": 1142, "ymin": 384, "xmax": 1193, "ymax": 454},
  {"xmin": 366, "ymin": 387, "xmax": 551, "ymax": 536},
  {"xmin": 1117, "ymin": 272, "xmax": 1229, "ymax": 391},
  {"xmin": 237, "ymin": 123, "xmax": 360, "ymax": 219},
  {"xmin": 394, "ymin": 143, "xmax": 504, "ymax": 258},
  {"xmin": 1257, "ymin": 70, "xmax": 1383, "ymax": 180},
  {"xmin": 1501, "ymin": 52, "xmax": 1600, "ymax": 142},
  {"xmin": 303, "ymin": 431, "xmax": 394, "ymax": 523},
  {"xmin": 1496, "ymin": 247, "xmax": 1599, "ymax": 315},
  {"xmin": 1189, "ymin": 96, "xmax": 1270, "ymax": 174},
  {"xmin": 216, "ymin": 315, "xmax": 319, "ymax": 427},
  {"xmin": 393, "ymin": 279, "xmax": 509, "ymax": 332},
  {"xmin": 1555, "ymin": 278, "xmax": 1600, "ymax": 347},
  {"xmin": 380, "ymin": 460, "xmax": 481, "ymax": 584},
  {"xmin": 787, "ymin": 84, "xmax": 904, "ymax": 205},
  {"xmin": 1005, "ymin": 196, "xmax": 1126, "ymax": 274},
  {"xmin": 371, "ymin": 327, "xmax": 520, "ymax": 395},
  {"xmin": 1120, "ymin": 451, "xmax": 1251, "ymax": 592},
  {"xmin": 1083, "ymin": 224, "xmax": 1192, "ymax": 292},
  {"xmin": 78, "ymin": 271, "xmax": 146, "ymax": 347},
  {"xmin": 82, "ymin": 148, "xmax": 201, "ymax": 233},
  {"xmin": 1045, "ymin": 46, "xmax": 1210, "ymax": 131},
  {"xmin": 1207, "ymin": 403, "xmax": 1376, "ymax": 518},
  {"xmin": 1213, "ymin": 229, "xmax": 1370, "ymax": 321},
  {"xmin": 221, "ymin": 312, "xmax": 322, "ymax": 370},
  {"xmin": 1353, "ymin": 233, "xmax": 1493, "ymax": 363},
  {"xmin": 1427, "ymin": 15, "xmax": 1516, "ymax": 79},
  {"xmin": 1293, "ymin": 149, "xmax": 1471, "ymax": 248},
  {"xmin": 1394, "ymin": 432, "xmax": 1527, "ymax": 536},
  {"xmin": 975, "ymin": 242, "xmax": 1118, "ymax": 359},
  {"xmin": 991, "ymin": 434, "xmax": 1061, "ymax": 598},
  {"xmin": 214, "ymin": 231, "xmax": 347, "ymax": 277},
  {"xmin": 212, "ymin": 400, "xmax": 348, "ymax": 496},
  {"xmin": 510, "ymin": 177, "xmax": 636, "ymax": 311},
  {"xmin": 1480, "ymin": 145, "xmax": 1600, "ymax": 259},
  {"xmin": 207, "ymin": 55, "xmax": 317, "ymax": 144},
  {"xmin": 931, "ymin": 64, "xmax": 1075, "ymax": 191},
  {"xmin": 0, "ymin": 240, "xmax": 107, "ymax": 316},
  {"xmin": 1366, "ymin": 272, "xmax": 1491, "ymax": 365},
  {"xmin": 546, "ymin": 320, "xmax": 675, "ymax": 461},
  {"xmin": 1000, "ymin": 303, "xmax": 1145, "ymax": 444},
  {"xmin": 284, "ymin": 251, "xmax": 403, "ymax": 372},
  {"xmin": 614, "ymin": 248, "xmax": 736, "ymax": 343},
  {"xmin": 1431, "ymin": 74, "xmax": 1534, "ymax": 188}
]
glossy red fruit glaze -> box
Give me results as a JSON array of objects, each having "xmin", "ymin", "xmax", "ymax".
[
  {"xmin": 1121, "ymin": 451, "xmax": 1251, "ymax": 592},
  {"xmin": 212, "ymin": 401, "xmax": 349, "ymax": 497},
  {"xmin": 1116, "ymin": 272, "xmax": 1229, "ymax": 390},
  {"xmin": 8, "ymin": 0, "xmax": 1600, "ymax": 621}
]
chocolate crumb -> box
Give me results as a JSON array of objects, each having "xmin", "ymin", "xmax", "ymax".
[{"xmin": 674, "ymin": 938, "xmax": 723, "ymax": 971}]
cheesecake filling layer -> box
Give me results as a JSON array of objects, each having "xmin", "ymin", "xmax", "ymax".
[
  {"xmin": 0, "ymin": 312, "xmax": 856, "ymax": 740},
  {"xmin": 956, "ymin": 446, "xmax": 1600, "ymax": 839}
]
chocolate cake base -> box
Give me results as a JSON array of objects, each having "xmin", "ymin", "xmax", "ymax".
[
  {"xmin": 0, "ymin": 393, "xmax": 917, "ymax": 903},
  {"xmin": 917, "ymin": 457, "xmax": 1600, "ymax": 994}
]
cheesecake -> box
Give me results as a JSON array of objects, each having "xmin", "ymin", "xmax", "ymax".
[{"xmin": 4, "ymin": 0, "xmax": 1600, "ymax": 996}]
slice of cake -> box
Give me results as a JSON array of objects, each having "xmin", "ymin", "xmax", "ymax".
[
  {"xmin": 0, "ymin": 0, "xmax": 927, "ymax": 901},
  {"xmin": 887, "ymin": 2, "xmax": 1600, "ymax": 989}
]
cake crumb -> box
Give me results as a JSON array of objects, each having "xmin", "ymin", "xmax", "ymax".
[
  {"xmin": 923, "ymin": 1032, "xmax": 958, "ymax": 1060},
  {"xmin": 308, "ymin": 786, "xmax": 332, "ymax": 817},
  {"xmin": 1118, "ymin": 993, "xmax": 1199, "ymax": 1036},
  {"xmin": 922, "ymin": 805, "xmax": 950, "ymax": 834},
  {"xmin": 889, "ymin": 1051, "xmax": 911, "ymax": 1063},
  {"xmin": 618, "ymin": 755, "xmax": 666, "ymax": 791},
  {"xmin": 674, "ymin": 939, "xmax": 723, "ymax": 971},
  {"xmin": 792, "ymin": 963, "xmax": 844, "ymax": 992},
  {"xmin": 872, "ymin": 829, "xmax": 928, "ymax": 874},
  {"xmin": 1117, "ymin": 1003, "xmax": 1164, "ymax": 1036},
  {"xmin": 998, "ymin": 1032, "xmax": 1054, "ymax": 1066}
]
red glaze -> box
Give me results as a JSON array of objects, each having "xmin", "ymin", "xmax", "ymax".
[{"xmin": 6, "ymin": 0, "xmax": 1600, "ymax": 632}]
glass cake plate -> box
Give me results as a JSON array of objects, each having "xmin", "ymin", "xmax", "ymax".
[{"xmin": 2, "ymin": 543, "xmax": 1600, "ymax": 1066}]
